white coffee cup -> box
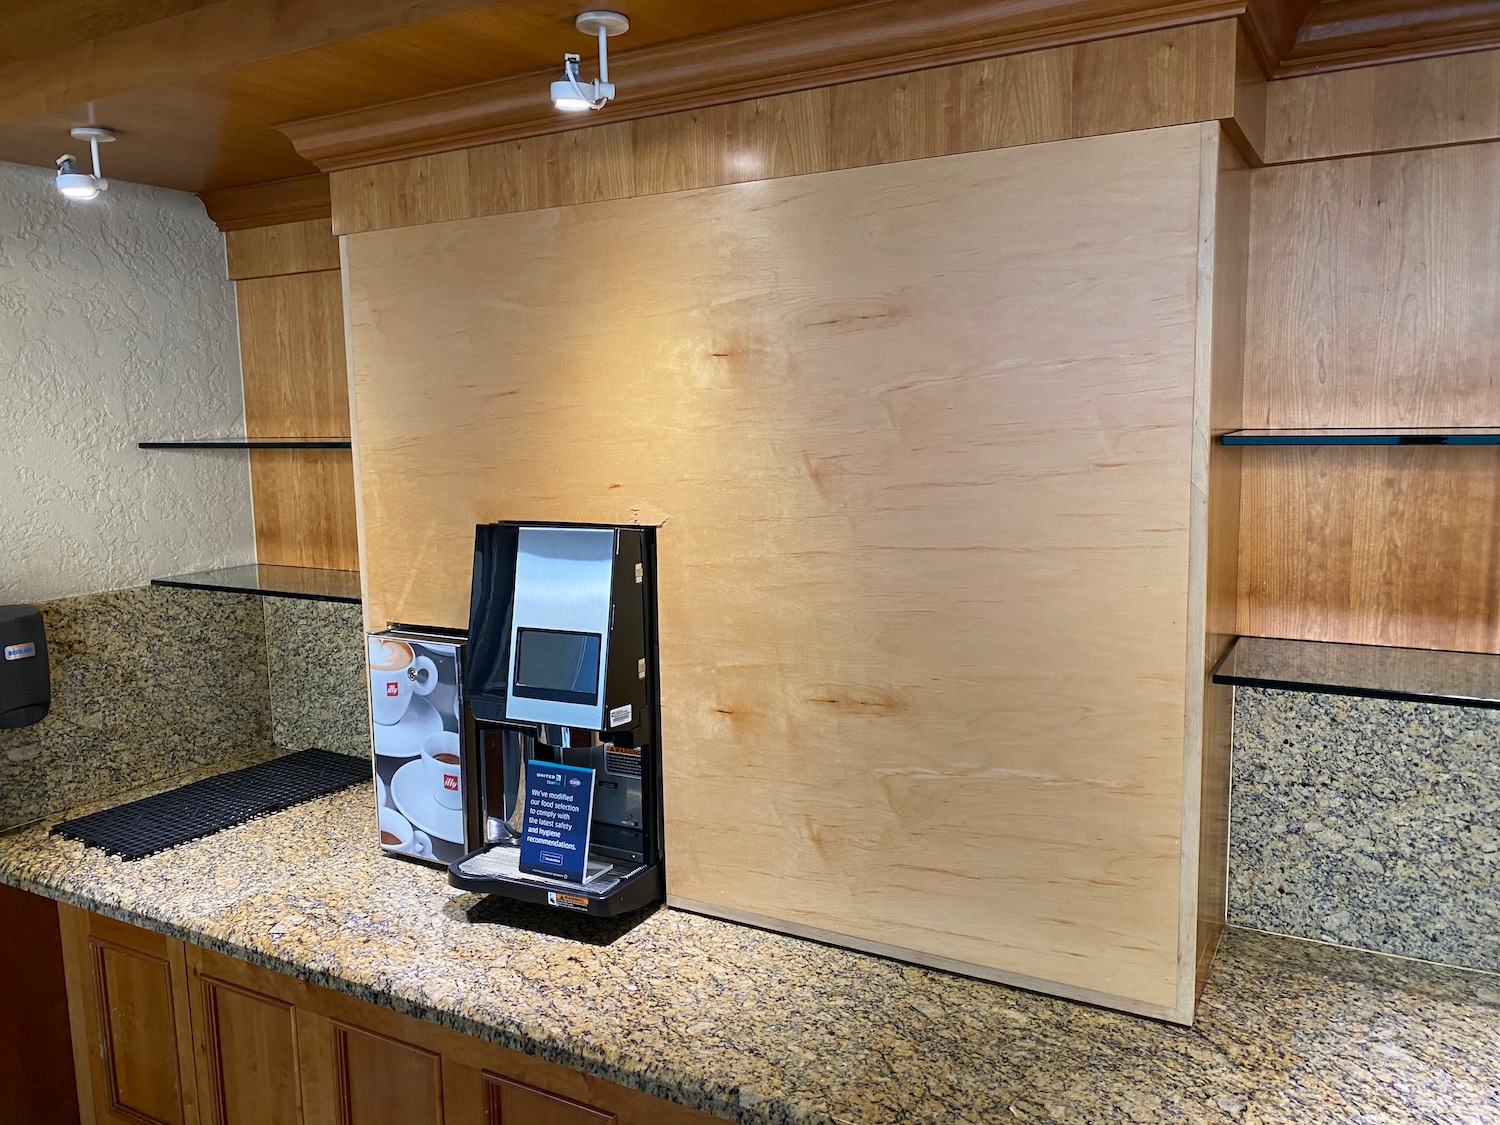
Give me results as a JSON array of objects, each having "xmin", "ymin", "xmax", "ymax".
[
  {"xmin": 378, "ymin": 807, "xmax": 413, "ymax": 851},
  {"xmin": 421, "ymin": 730, "xmax": 463, "ymax": 811},
  {"xmin": 368, "ymin": 638, "xmax": 438, "ymax": 726}
]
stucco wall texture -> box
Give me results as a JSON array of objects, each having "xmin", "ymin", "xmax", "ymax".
[{"xmin": 0, "ymin": 158, "xmax": 252, "ymax": 604}]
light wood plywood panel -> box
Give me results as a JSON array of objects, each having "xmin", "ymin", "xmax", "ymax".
[
  {"xmin": 1191, "ymin": 130, "xmax": 1247, "ymax": 997},
  {"xmin": 236, "ymin": 270, "xmax": 350, "ymax": 438},
  {"xmin": 249, "ymin": 449, "xmax": 359, "ymax": 571},
  {"xmin": 329, "ymin": 21, "xmax": 1239, "ymax": 235},
  {"xmin": 1240, "ymin": 140, "xmax": 1500, "ymax": 652},
  {"xmin": 1238, "ymin": 447, "xmax": 1500, "ymax": 653},
  {"xmin": 226, "ymin": 217, "xmax": 340, "ymax": 279},
  {"xmin": 235, "ymin": 264, "xmax": 358, "ymax": 570},
  {"xmin": 1265, "ymin": 49, "xmax": 1500, "ymax": 164},
  {"xmin": 344, "ymin": 125, "xmax": 1215, "ymax": 1015},
  {"xmin": 1244, "ymin": 143, "xmax": 1500, "ymax": 429}
]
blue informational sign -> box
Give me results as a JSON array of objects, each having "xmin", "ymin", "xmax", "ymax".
[{"xmin": 519, "ymin": 761, "xmax": 595, "ymax": 883}]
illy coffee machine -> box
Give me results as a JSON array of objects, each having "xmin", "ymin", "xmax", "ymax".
[{"xmin": 448, "ymin": 521, "xmax": 665, "ymax": 915}]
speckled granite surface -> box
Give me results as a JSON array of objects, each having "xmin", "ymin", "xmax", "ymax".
[
  {"xmin": 1230, "ymin": 687, "xmax": 1500, "ymax": 973},
  {"xmin": 263, "ymin": 598, "xmax": 370, "ymax": 758},
  {"xmin": 0, "ymin": 586, "xmax": 271, "ymax": 829},
  {"xmin": 2, "ymin": 755, "xmax": 1497, "ymax": 1125}
]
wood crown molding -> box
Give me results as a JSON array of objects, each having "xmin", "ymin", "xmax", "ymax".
[
  {"xmin": 199, "ymin": 174, "xmax": 331, "ymax": 232},
  {"xmin": 1278, "ymin": 0, "xmax": 1500, "ymax": 75},
  {"xmin": 280, "ymin": 0, "xmax": 1244, "ymax": 171},
  {"xmin": 1239, "ymin": 0, "xmax": 1318, "ymax": 73}
]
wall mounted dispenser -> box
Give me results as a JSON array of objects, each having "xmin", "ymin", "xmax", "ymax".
[{"xmin": 0, "ymin": 606, "xmax": 50, "ymax": 728}]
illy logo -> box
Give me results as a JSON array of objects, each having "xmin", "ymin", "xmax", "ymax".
[
  {"xmin": 443, "ymin": 775, "xmax": 459, "ymax": 791},
  {"xmin": 385, "ymin": 682, "xmax": 400, "ymax": 697}
]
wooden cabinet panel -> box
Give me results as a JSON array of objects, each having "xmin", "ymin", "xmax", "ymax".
[
  {"xmin": 96, "ymin": 942, "xmax": 187, "ymax": 1125},
  {"xmin": 0, "ymin": 885, "xmax": 79, "ymax": 1125},
  {"xmin": 194, "ymin": 975, "xmax": 302, "ymax": 1125},
  {"xmin": 332, "ymin": 1021, "xmax": 444, "ymax": 1125},
  {"xmin": 59, "ymin": 906, "xmax": 198, "ymax": 1125},
  {"xmin": 486, "ymin": 1074, "xmax": 615, "ymax": 1125},
  {"xmin": 64, "ymin": 913, "xmax": 718, "ymax": 1125}
]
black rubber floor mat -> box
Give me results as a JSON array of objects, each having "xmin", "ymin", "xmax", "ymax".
[{"xmin": 50, "ymin": 749, "xmax": 370, "ymax": 861}]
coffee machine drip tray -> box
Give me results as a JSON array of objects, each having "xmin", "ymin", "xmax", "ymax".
[{"xmin": 449, "ymin": 843, "xmax": 662, "ymax": 917}]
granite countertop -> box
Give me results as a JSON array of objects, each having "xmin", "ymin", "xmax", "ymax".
[{"xmin": 1, "ymin": 753, "xmax": 1497, "ymax": 1125}]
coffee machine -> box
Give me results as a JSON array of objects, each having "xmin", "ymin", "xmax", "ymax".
[{"xmin": 449, "ymin": 521, "xmax": 664, "ymax": 915}]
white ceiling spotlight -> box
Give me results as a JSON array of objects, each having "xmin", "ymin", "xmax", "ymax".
[
  {"xmin": 551, "ymin": 11, "xmax": 629, "ymax": 113},
  {"xmin": 55, "ymin": 126, "xmax": 116, "ymax": 201}
]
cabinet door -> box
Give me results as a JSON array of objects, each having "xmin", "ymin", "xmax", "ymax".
[
  {"xmin": 192, "ymin": 972, "xmax": 303, "ymax": 1125},
  {"xmin": 485, "ymin": 1074, "xmax": 615, "ymax": 1125},
  {"xmin": 58, "ymin": 906, "xmax": 199, "ymax": 1125},
  {"xmin": 298, "ymin": 1011, "xmax": 445, "ymax": 1125}
]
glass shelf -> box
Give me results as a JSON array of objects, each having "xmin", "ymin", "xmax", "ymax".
[
  {"xmin": 151, "ymin": 564, "xmax": 361, "ymax": 604},
  {"xmin": 1212, "ymin": 636, "xmax": 1500, "ymax": 710},
  {"xmin": 1220, "ymin": 428, "xmax": 1500, "ymax": 446},
  {"xmin": 139, "ymin": 437, "xmax": 352, "ymax": 449}
]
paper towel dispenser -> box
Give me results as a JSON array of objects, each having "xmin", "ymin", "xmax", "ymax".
[{"xmin": 0, "ymin": 606, "xmax": 50, "ymax": 729}]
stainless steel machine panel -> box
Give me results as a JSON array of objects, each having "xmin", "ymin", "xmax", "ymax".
[{"xmin": 504, "ymin": 526, "xmax": 615, "ymax": 729}]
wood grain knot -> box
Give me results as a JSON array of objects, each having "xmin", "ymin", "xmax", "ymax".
[
  {"xmin": 798, "ymin": 299, "xmax": 907, "ymax": 334},
  {"xmin": 799, "ymin": 685, "xmax": 908, "ymax": 717}
]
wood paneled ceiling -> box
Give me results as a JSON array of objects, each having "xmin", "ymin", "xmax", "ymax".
[{"xmin": 0, "ymin": 0, "xmax": 1491, "ymax": 203}]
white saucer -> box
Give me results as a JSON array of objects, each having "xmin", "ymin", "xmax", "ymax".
[
  {"xmin": 390, "ymin": 759, "xmax": 464, "ymax": 844},
  {"xmin": 371, "ymin": 694, "xmax": 443, "ymax": 759}
]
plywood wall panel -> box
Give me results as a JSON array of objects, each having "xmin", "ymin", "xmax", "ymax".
[
  {"xmin": 329, "ymin": 21, "xmax": 1238, "ymax": 236},
  {"xmin": 1244, "ymin": 143, "xmax": 1500, "ymax": 429},
  {"xmin": 345, "ymin": 126, "xmax": 1214, "ymax": 1015},
  {"xmin": 1191, "ymin": 132, "xmax": 1247, "ymax": 998},
  {"xmin": 249, "ymin": 449, "xmax": 360, "ymax": 572},
  {"xmin": 1265, "ymin": 49, "xmax": 1500, "ymax": 164},
  {"xmin": 1239, "ymin": 447, "xmax": 1500, "ymax": 653},
  {"xmin": 225, "ymin": 217, "xmax": 339, "ymax": 280},
  {"xmin": 237, "ymin": 270, "xmax": 351, "ymax": 439},
  {"xmin": 1239, "ymin": 141, "xmax": 1500, "ymax": 653},
  {"xmin": 233, "ymin": 252, "xmax": 358, "ymax": 571}
]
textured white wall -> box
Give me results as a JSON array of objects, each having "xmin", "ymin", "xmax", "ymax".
[{"xmin": 0, "ymin": 159, "xmax": 253, "ymax": 603}]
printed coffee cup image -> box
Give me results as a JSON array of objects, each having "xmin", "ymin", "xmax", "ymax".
[
  {"xmin": 378, "ymin": 806, "xmax": 413, "ymax": 850},
  {"xmin": 368, "ymin": 637, "xmax": 438, "ymax": 726},
  {"xmin": 421, "ymin": 730, "xmax": 463, "ymax": 811}
]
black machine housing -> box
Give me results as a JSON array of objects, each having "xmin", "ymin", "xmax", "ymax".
[{"xmin": 449, "ymin": 521, "xmax": 664, "ymax": 916}]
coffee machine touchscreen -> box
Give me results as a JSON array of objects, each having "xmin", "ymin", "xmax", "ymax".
[{"xmin": 513, "ymin": 629, "xmax": 601, "ymax": 703}]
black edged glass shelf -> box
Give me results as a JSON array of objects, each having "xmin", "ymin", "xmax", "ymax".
[
  {"xmin": 151, "ymin": 564, "xmax": 361, "ymax": 604},
  {"xmin": 1220, "ymin": 428, "xmax": 1500, "ymax": 446},
  {"xmin": 1211, "ymin": 636, "xmax": 1500, "ymax": 710},
  {"xmin": 139, "ymin": 437, "xmax": 352, "ymax": 449}
]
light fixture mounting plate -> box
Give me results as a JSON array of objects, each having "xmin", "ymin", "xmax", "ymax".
[
  {"xmin": 575, "ymin": 11, "xmax": 628, "ymax": 36},
  {"xmin": 70, "ymin": 126, "xmax": 116, "ymax": 143}
]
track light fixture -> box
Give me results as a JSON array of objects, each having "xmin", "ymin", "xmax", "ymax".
[
  {"xmin": 55, "ymin": 126, "xmax": 115, "ymax": 201},
  {"xmin": 551, "ymin": 11, "xmax": 628, "ymax": 112}
]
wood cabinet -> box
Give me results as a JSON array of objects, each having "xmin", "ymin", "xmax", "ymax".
[
  {"xmin": 58, "ymin": 906, "xmax": 715, "ymax": 1125},
  {"xmin": 0, "ymin": 885, "xmax": 80, "ymax": 1125}
]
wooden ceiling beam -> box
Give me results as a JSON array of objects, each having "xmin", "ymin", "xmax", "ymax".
[
  {"xmin": 279, "ymin": 0, "xmax": 1246, "ymax": 172},
  {"xmin": 0, "ymin": 0, "xmax": 497, "ymax": 122}
]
